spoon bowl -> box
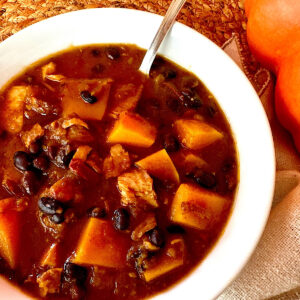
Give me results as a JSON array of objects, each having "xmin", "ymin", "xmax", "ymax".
[{"xmin": 139, "ymin": 0, "xmax": 186, "ymax": 75}]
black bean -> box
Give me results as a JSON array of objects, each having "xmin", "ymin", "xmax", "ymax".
[
  {"xmin": 113, "ymin": 208, "xmax": 130, "ymax": 230},
  {"xmin": 51, "ymin": 213, "xmax": 65, "ymax": 224},
  {"xmin": 91, "ymin": 63, "xmax": 105, "ymax": 73},
  {"xmin": 87, "ymin": 207, "xmax": 106, "ymax": 219},
  {"xmin": 166, "ymin": 98, "xmax": 182, "ymax": 114},
  {"xmin": 28, "ymin": 141, "xmax": 41, "ymax": 155},
  {"xmin": 206, "ymin": 105, "xmax": 217, "ymax": 117},
  {"xmin": 151, "ymin": 56, "xmax": 165, "ymax": 70},
  {"xmin": 13, "ymin": 151, "xmax": 32, "ymax": 171},
  {"xmin": 106, "ymin": 47, "xmax": 121, "ymax": 60},
  {"xmin": 193, "ymin": 169, "xmax": 217, "ymax": 189},
  {"xmin": 163, "ymin": 134, "xmax": 180, "ymax": 152},
  {"xmin": 167, "ymin": 225, "xmax": 186, "ymax": 234},
  {"xmin": 163, "ymin": 69, "xmax": 177, "ymax": 80},
  {"xmin": 148, "ymin": 227, "xmax": 165, "ymax": 248},
  {"xmin": 0, "ymin": 130, "xmax": 6, "ymax": 139},
  {"xmin": 80, "ymin": 90, "xmax": 97, "ymax": 104},
  {"xmin": 38, "ymin": 197, "xmax": 64, "ymax": 215},
  {"xmin": 33, "ymin": 156, "xmax": 49, "ymax": 172},
  {"xmin": 222, "ymin": 158, "xmax": 235, "ymax": 172},
  {"xmin": 91, "ymin": 49, "xmax": 100, "ymax": 57},
  {"xmin": 188, "ymin": 96, "xmax": 202, "ymax": 109},
  {"xmin": 63, "ymin": 262, "xmax": 87, "ymax": 285},
  {"xmin": 0, "ymin": 8, "xmax": 6, "ymax": 17},
  {"xmin": 22, "ymin": 171, "xmax": 39, "ymax": 195},
  {"xmin": 180, "ymin": 89, "xmax": 202, "ymax": 109}
]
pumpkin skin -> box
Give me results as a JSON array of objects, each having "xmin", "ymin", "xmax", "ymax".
[
  {"xmin": 275, "ymin": 52, "xmax": 300, "ymax": 152},
  {"xmin": 245, "ymin": 0, "xmax": 300, "ymax": 73},
  {"xmin": 245, "ymin": 0, "xmax": 300, "ymax": 152}
]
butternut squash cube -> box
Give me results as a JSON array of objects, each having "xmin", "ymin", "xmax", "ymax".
[
  {"xmin": 142, "ymin": 238, "xmax": 185, "ymax": 282},
  {"xmin": 136, "ymin": 149, "xmax": 179, "ymax": 183},
  {"xmin": 72, "ymin": 145, "xmax": 92, "ymax": 161},
  {"xmin": 172, "ymin": 151, "xmax": 207, "ymax": 174},
  {"xmin": 107, "ymin": 112, "xmax": 156, "ymax": 147},
  {"xmin": 2, "ymin": 86, "xmax": 30, "ymax": 133},
  {"xmin": 0, "ymin": 211, "xmax": 20, "ymax": 268},
  {"xmin": 175, "ymin": 119, "xmax": 223, "ymax": 150},
  {"xmin": 170, "ymin": 183, "xmax": 227, "ymax": 230},
  {"xmin": 41, "ymin": 243, "xmax": 58, "ymax": 267},
  {"xmin": 62, "ymin": 78, "xmax": 113, "ymax": 120},
  {"xmin": 73, "ymin": 218, "xmax": 128, "ymax": 268}
]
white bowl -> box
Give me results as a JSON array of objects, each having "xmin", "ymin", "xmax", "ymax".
[{"xmin": 0, "ymin": 8, "xmax": 275, "ymax": 300}]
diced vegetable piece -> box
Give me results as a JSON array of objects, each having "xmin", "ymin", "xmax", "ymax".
[
  {"xmin": 0, "ymin": 210, "xmax": 20, "ymax": 268},
  {"xmin": 170, "ymin": 183, "xmax": 227, "ymax": 230},
  {"xmin": 37, "ymin": 268, "xmax": 62, "ymax": 297},
  {"xmin": 62, "ymin": 78, "xmax": 113, "ymax": 120},
  {"xmin": 46, "ymin": 74, "xmax": 65, "ymax": 82},
  {"xmin": 141, "ymin": 238, "xmax": 185, "ymax": 282},
  {"xmin": 41, "ymin": 243, "xmax": 58, "ymax": 267},
  {"xmin": 62, "ymin": 118, "xmax": 89, "ymax": 129},
  {"xmin": 131, "ymin": 213, "xmax": 157, "ymax": 241},
  {"xmin": 69, "ymin": 159, "xmax": 97, "ymax": 181},
  {"xmin": 118, "ymin": 169, "xmax": 158, "ymax": 208},
  {"xmin": 107, "ymin": 112, "xmax": 156, "ymax": 148},
  {"xmin": 86, "ymin": 151, "xmax": 102, "ymax": 174},
  {"xmin": 172, "ymin": 151, "xmax": 207, "ymax": 173},
  {"xmin": 42, "ymin": 62, "xmax": 56, "ymax": 80},
  {"xmin": 109, "ymin": 83, "xmax": 143, "ymax": 118},
  {"xmin": 73, "ymin": 218, "xmax": 128, "ymax": 268},
  {"xmin": 49, "ymin": 177, "xmax": 82, "ymax": 202},
  {"xmin": 142, "ymin": 238, "xmax": 160, "ymax": 252},
  {"xmin": 21, "ymin": 123, "xmax": 44, "ymax": 148},
  {"xmin": 136, "ymin": 149, "xmax": 179, "ymax": 183},
  {"xmin": 103, "ymin": 144, "xmax": 130, "ymax": 178},
  {"xmin": 181, "ymin": 153, "xmax": 206, "ymax": 169},
  {"xmin": 72, "ymin": 145, "xmax": 92, "ymax": 161},
  {"xmin": 2, "ymin": 86, "xmax": 30, "ymax": 133},
  {"xmin": 175, "ymin": 119, "xmax": 223, "ymax": 150}
]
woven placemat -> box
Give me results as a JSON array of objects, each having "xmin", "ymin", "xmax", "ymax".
[{"xmin": 0, "ymin": 0, "xmax": 260, "ymax": 77}]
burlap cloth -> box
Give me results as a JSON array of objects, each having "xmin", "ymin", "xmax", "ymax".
[{"xmin": 0, "ymin": 1, "xmax": 299, "ymax": 299}]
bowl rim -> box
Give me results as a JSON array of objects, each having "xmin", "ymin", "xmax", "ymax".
[{"xmin": 0, "ymin": 7, "xmax": 276, "ymax": 300}]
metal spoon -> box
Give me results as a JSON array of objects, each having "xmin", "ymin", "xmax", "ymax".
[{"xmin": 139, "ymin": 0, "xmax": 186, "ymax": 75}]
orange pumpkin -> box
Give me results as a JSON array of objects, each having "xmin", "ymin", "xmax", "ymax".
[
  {"xmin": 245, "ymin": 0, "xmax": 300, "ymax": 152},
  {"xmin": 245, "ymin": 0, "xmax": 300, "ymax": 73}
]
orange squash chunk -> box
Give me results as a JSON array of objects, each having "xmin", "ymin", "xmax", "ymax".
[
  {"xmin": 72, "ymin": 145, "xmax": 92, "ymax": 161},
  {"xmin": 172, "ymin": 151, "xmax": 207, "ymax": 174},
  {"xmin": 61, "ymin": 78, "xmax": 113, "ymax": 120},
  {"xmin": 170, "ymin": 183, "xmax": 227, "ymax": 230},
  {"xmin": 0, "ymin": 211, "xmax": 20, "ymax": 268},
  {"xmin": 41, "ymin": 243, "xmax": 59, "ymax": 267},
  {"xmin": 107, "ymin": 112, "xmax": 156, "ymax": 147},
  {"xmin": 2, "ymin": 86, "xmax": 30, "ymax": 133},
  {"xmin": 142, "ymin": 238, "xmax": 185, "ymax": 282},
  {"xmin": 73, "ymin": 219, "xmax": 128, "ymax": 268},
  {"xmin": 136, "ymin": 149, "xmax": 179, "ymax": 183},
  {"xmin": 175, "ymin": 119, "xmax": 223, "ymax": 150}
]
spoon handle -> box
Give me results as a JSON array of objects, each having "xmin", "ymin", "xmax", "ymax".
[{"xmin": 139, "ymin": 0, "xmax": 186, "ymax": 75}]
